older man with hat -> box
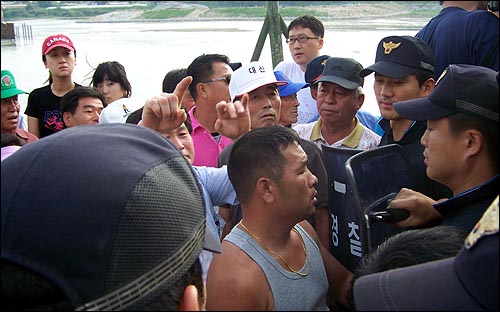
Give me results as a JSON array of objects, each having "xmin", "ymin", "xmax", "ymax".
[
  {"xmin": 294, "ymin": 57, "xmax": 381, "ymax": 151},
  {"xmin": 360, "ymin": 35, "xmax": 453, "ymax": 202},
  {"xmin": 1, "ymin": 70, "xmax": 38, "ymax": 144},
  {"xmin": 305, "ymin": 55, "xmax": 381, "ymax": 134},
  {"xmin": 274, "ymin": 70, "xmax": 308, "ymax": 128},
  {"xmin": 387, "ymin": 64, "xmax": 499, "ymax": 234},
  {"xmin": 216, "ymin": 60, "xmax": 331, "ymax": 252}
]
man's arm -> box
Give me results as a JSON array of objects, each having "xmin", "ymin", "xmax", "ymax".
[
  {"xmin": 299, "ymin": 220, "xmax": 353, "ymax": 309},
  {"xmin": 27, "ymin": 116, "xmax": 40, "ymax": 138},
  {"xmin": 388, "ymin": 187, "xmax": 444, "ymax": 228},
  {"xmin": 315, "ymin": 206, "xmax": 330, "ymax": 251}
]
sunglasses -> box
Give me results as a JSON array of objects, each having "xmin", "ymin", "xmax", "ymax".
[{"xmin": 202, "ymin": 75, "xmax": 231, "ymax": 85}]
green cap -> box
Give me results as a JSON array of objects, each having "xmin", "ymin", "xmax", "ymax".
[{"xmin": 1, "ymin": 70, "xmax": 28, "ymax": 99}]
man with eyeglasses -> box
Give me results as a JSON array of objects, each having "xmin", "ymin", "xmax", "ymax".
[
  {"xmin": 275, "ymin": 15, "xmax": 325, "ymax": 125},
  {"xmin": 186, "ymin": 54, "xmax": 235, "ymax": 167}
]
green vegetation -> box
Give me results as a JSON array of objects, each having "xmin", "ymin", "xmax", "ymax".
[
  {"xmin": 3, "ymin": 2, "xmax": 155, "ymax": 20},
  {"xmin": 410, "ymin": 10, "xmax": 441, "ymax": 17},
  {"xmin": 205, "ymin": 7, "xmax": 267, "ymax": 18},
  {"xmin": 141, "ymin": 8, "xmax": 196, "ymax": 19},
  {"xmin": 198, "ymin": 7, "xmax": 324, "ymax": 18}
]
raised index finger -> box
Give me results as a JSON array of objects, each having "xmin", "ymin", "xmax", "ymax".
[{"xmin": 173, "ymin": 76, "xmax": 193, "ymax": 108}]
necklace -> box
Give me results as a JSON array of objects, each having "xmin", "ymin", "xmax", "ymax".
[{"xmin": 238, "ymin": 221, "xmax": 311, "ymax": 276}]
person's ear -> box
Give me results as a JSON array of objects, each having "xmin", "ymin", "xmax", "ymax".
[
  {"xmin": 179, "ymin": 284, "xmax": 200, "ymax": 311},
  {"xmin": 197, "ymin": 82, "xmax": 209, "ymax": 99},
  {"xmin": 256, "ymin": 177, "xmax": 276, "ymax": 204},
  {"xmin": 422, "ymin": 77, "xmax": 435, "ymax": 96},
  {"xmin": 63, "ymin": 111, "xmax": 72, "ymax": 128}
]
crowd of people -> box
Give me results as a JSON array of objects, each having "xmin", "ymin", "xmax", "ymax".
[{"xmin": 2, "ymin": 1, "xmax": 499, "ymax": 310}]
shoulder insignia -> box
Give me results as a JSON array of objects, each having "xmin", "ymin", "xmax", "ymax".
[{"xmin": 465, "ymin": 196, "xmax": 499, "ymax": 249}]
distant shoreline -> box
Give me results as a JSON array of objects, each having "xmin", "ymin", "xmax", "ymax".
[
  {"xmin": 3, "ymin": 2, "xmax": 440, "ymax": 24},
  {"xmin": 82, "ymin": 2, "xmax": 438, "ymax": 23}
]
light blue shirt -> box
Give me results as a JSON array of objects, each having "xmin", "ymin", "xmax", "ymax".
[{"xmin": 192, "ymin": 165, "xmax": 239, "ymax": 281}]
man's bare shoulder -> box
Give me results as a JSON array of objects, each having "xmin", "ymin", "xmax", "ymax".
[{"xmin": 206, "ymin": 240, "xmax": 272, "ymax": 310}]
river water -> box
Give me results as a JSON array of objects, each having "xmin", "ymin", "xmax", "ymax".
[{"xmin": 1, "ymin": 17, "xmax": 431, "ymax": 116}]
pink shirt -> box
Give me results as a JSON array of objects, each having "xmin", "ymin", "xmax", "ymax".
[{"xmin": 189, "ymin": 107, "xmax": 232, "ymax": 167}]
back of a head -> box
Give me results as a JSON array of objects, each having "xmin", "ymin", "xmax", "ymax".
[
  {"xmin": 228, "ymin": 126, "xmax": 300, "ymax": 203},
  {"xmin": 355, "ymin": 225, "xmax": 467, "ymax": 277},
  {"xmin": 1, "ymin": 123, "xmax": 209, "ymax": 310},
  {"xmin": 1, "ymin": 133, "xmax": 24, "ymax": 162},
  {"xmin": 162, "ymin": 68, "xmax": 188, "ymax": 93},
  {"xmin": 348, "ymin": 225, "xmax": 467, "ymax": 308},
  {"xmin": 187, "ymin": 54, "xmax": 230, "ymax": 99},
  {"xmin": 1, "ymin": 133, "xmax": 24, "ymax": 148}
]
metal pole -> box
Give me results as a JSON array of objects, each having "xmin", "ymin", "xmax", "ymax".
[
  {"xmin": 251, "ymin": 15, "xmax": 269, "ymax": 62},
  {"xmin": 267, "ymin": 1, "xmax": 284, "ymax": 68},
  {"xmin": 250, "ymin": 1, "xmax": 286, "ymax": 67}
]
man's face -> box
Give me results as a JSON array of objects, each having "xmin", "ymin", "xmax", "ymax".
[
  {"xmin": 247, "ymin": 84, "xmax": 281, "ymax": 129},
  {"xmin": 287, "ymin": 26, "xmax": 323, "ymax": 68},
  {"xmin": 199, "ymin": 62, "xmax": 233, "ymax": 108},
  {"xmin": 1, "ymin": 95, "xmax": 20, "ymax": 133},
  {"xmin": 276, "ymin": 142, "xmax": 318, "ymax": 219},
  {"xmin": 278, "ymin": 93, "xmax": 300, "ymax": 127},
  {"xmin": 421, "ymin": 118, "xmax": 461, "ymax": 192},
  {"xmin": 63, "ymin": 97, "xmax": 103, "ymax": 128},
  {"xmin": 316, "ymin": 81, "xmax": 362, "ymax": 127},
  {"xmin": 373, "ymin": 73, "xmax": 432, "ymax": 121},
  {"xmin": 160, "ymin": 123, "xmax": 195, "ymax": 165}
]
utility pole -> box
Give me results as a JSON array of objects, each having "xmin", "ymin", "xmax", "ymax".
[{"xmin": 251, "ymin": 1, "xmax": 288, "ymax": 68}]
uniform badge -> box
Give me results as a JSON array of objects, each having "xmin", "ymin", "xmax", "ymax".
[
  {"xmin": 465, "ymin": 196, "xmax": 499, "ymax": 249},
  {"xmin": 382, "ymin": 41, "xmax": 401, "ymax": 54}
]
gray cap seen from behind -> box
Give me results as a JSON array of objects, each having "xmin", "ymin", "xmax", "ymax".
[{"xmin": 1, "ymin": 123, "xmax": 214, "ymax": 310}]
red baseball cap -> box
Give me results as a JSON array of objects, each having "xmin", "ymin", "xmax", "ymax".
[{"xmin": 42, "ymin": 34, "xmax": 75, "ymax": 55}]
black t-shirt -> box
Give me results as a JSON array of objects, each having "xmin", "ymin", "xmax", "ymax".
[{"xmin": 25, "ymin": 83, "xmax": 82, "ymax": 138}]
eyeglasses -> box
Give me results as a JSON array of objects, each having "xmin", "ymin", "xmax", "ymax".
[
  {"xmin": 286, "ymin": 35, "xmax": 320, "ymax": 45},
  {"xmin": 202, "ymin": 75, "xmax": 231, "ymax": 85}
]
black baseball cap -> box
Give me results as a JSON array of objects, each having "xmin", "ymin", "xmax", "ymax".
[
  {"xmin": 229, "ymin": 62, "xmax": 242, "ymax": 71},
  {"xmin": 317, "ymin": 57, "xmax": 364, "ymax": 90},
  {"xmin": 359, "ymin": 35, "xmax": 435, "ymax": 79},
  {"xmin": 305, "ymin": 55, "xmax": 331, "ymax": 85},
  {"xmin": 394, "ymin": 64, "xmax": 499, "ymax": 123}
]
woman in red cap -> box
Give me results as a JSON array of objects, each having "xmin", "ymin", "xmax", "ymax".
[{"xmin": 24, "ymin": 34, "xmax": 82, "ymax": 138}]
